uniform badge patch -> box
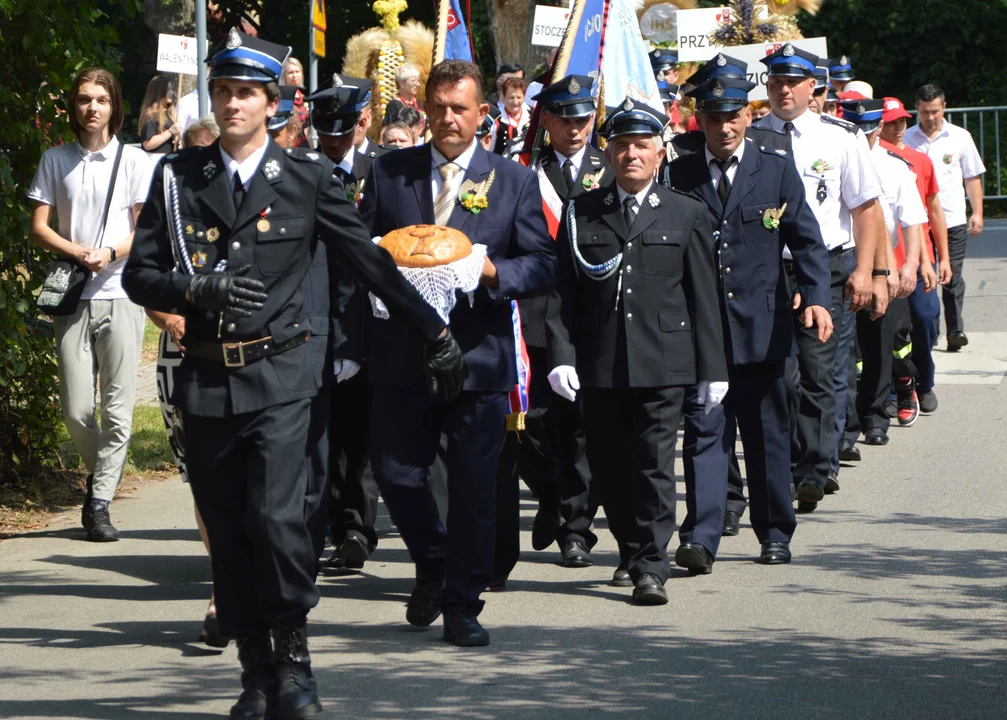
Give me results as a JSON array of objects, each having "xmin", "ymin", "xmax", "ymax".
[
  {"xmin": 206, "ymin": 227, "xmax": 220, "ymax": 243},
  {"xmin": 203, "ymin": 160, "xmax": 217, "ymax": 180},
  {"xmin": 306, "ymin": 152, "xmax": 319, "ymax": 161},
  {"xmin": 185, "ymin": 224, "xmax": 194, "ymax": 235},
  {"xmin": 192, "ymin": 251, "xmax": 208, "ymax": 268},
  {"xmin": 263, "ymin": 159, "xmax": 281, "ymax": 180},
  {"xmin": 604, "ymin": 193, "xmax": 615, "ymax": 206},
  {"xmin": 648, "ymin": 193, "xmax": 660, "ymax": 208}
]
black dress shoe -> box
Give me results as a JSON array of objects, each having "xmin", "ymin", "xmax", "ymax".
[
  {"xmin": 722, "ymin": 510, "xmax": 741, "ymax": 537},
  {"xmin": 230, "ymin": 635, "xmax": 274, "ymax": 719},
  {"xmin": 756, "ymin": 541, "xmax": 792, "ymax": 565},
  {"xmin": 318, "ymin": 548, "xmax": 349, "ymax": 577},
  {"xmin": 632, "ymin": 573, "xmax": 668, "ymax": 605},
  {"xmin": 947, "ymin": 330, "xmax": 969, "ymax": 351},
  {"xmin": 838, "ymin": 440, "xmax": 861, "ymax": 462},
  {"xmin": 825, "ymin": 471, "xmax": 840, "ymax": 494},
  {"xmin": 340, "ymin": 531, "xmax": 371, "ymax": 570},
  {"xmin": 486, "ymin": 577, "xmax": 507, "ymax": 592},
  {"xmin": 531, "ymin": 505, "xmax": 560, "ymax": 551},
  {"xmin": 609, "ymin": 566, "xmax": 633, "ymax": 587},
  {"xmin": 200, "ymin": 611, "xmax": 230, "ymax": 649},
  {"xmin": 863, "ymin": 428, "xmax": 889, "ymax": 446},
  {"xmin": 443, "ymin": 611, "xmax": 490, "ymax": 647},
  {"xmin": 271, "ymin": 621, "xmax": 322, "ymax": 719},
  {"xmin": 406, "ymin": 580, "xmax": 444, "ymax": 627},
  {"xmin": 560, "ymin": 537, "xmax": 592, "ymax": 568},
  {"xmin": 796, "ymin": 479, "xmax": 825, "ymax": 504},
  {"xmin": 674, "ymin": 543, "xmax": 714, "ymax": 575}
]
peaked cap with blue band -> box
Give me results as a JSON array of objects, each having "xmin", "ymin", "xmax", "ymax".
[
  {"xmin": 650, "ymin": 48, "xmax": 679, "ymax": 75},
  {"xmin": 267, "ymin": 85, "xmax": 298, "ymax": 132},
  {"xmin": 657, "ymin": 79, "xmax": 680, "ymax": 104},
  {"xmin": 828, "ymin": 55, "xmax": 855, "ymax": 81},
  {"xmin": 533, "ymin": 75, "xmax": 596, "ymax": 118},
  {"xmin": 687, "ymin": 53, "xmax": 748, "ymax": 90},
  {"xmin": 814, "ymin": 66, "xmax": 828, "ymax": 94},
  {"xmin": 687, "ymin": 76, "xmax": 757, "ymax": 114},
  {"xmin": 306, "ymin": 74, "xmax": 373, "ymax": 137},
  {"xmin": 839, "ymin": 97, "xmax": 884, "ymax": 131},
  {"xmin": 208, "ymin": 28, "xmax": 290, "ymax": 84},
  {"xmin": 760, "ymin": 42, "xmax": 819, "ymax": 78},
  {"xmin": 602, "ymin": 96, "xmax": 667, "ymax": 139}
]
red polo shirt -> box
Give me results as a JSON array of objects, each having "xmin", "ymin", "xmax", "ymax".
[{"xmin": 880, "ymin": 139, "xmax": 939, "ymax": 264}]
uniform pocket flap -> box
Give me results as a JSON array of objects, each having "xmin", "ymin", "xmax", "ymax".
[
  {"xmin": 258, "ymin": 216, "xmax": 305, "ymax": 242},
  {"xmin": 576, "ymin": 231, "xmax": 613, "ymax": 246},
  {"xmin": 659, "ymin": 311, "xmax": 691, "ymax": 332},
  {"xmin": 742, "ymin": 205, "xmax": 771, "ymax": 223},
  {"xmin": 641, "ymin": 231, "xmax": 683, "ymax": 245},
  {"xmin": 268, "ymin": 314, "xmax": 309, "ymax": 343}
]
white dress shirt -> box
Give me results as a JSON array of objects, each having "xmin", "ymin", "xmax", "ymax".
[
  {"xmin": 870, "ymin": 142, "xmax": 929, "ymax": 243},
  {"xmin": 220, "ymin": 138, "xmax": 270, "ymax": 192},
  {"xmin": 615, "ymin": 182, "xmax": 653, "ymax": 219},
  {"xmin": 704, "ymin": 141, "xmax": 745, "ymax": 193},
  {"xmin": 430, "ymin": 139, "xmax": 479, "ymax": 204},
  {"xmin": 335, "ymin": 145, "xmax": 356, "ymax": 176},
  {"xmin": 903, "ymin": 119, "xmax": 986, "ymax": 227},
  {"xmin": 554, "ymin": 145, "xmax": 588, "ymax": 180},
  {"xmin": 757, "ymin": 109, "xmax": 882, "ymax": 257}
]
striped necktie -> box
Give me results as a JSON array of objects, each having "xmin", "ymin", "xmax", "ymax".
[{"xmin": 434, "ymin": 162, "xmax": 461, "ymax": 226}]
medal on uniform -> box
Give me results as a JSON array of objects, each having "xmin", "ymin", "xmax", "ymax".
[
  {"xmin": 185, "ymin": 224, "xmax": 194, "ymax": 235},
  {"xmin": 257, "ymin": 207, "xmax": 272, "ymax": 232},
  {"xmin": 192, "ymin": 251, "xmax": 207, "ymax": 268},
  {"xmin": 206, "ymin": 227, "xmax": 220, "ymax": 243}
]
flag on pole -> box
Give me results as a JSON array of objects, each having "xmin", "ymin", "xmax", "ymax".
[{"xmin": 434, "ymin": 0, "xmax": 473, "ymax": 63}]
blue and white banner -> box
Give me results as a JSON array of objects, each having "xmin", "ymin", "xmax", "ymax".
[{"xmin": 599, "ymin": 0, "xmax": 662, "ymax": 111}]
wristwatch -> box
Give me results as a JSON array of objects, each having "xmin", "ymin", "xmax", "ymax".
[
  {"xmin": 872, "ymin": 269, "xmax": 890, "ymax": 277},
  {"xmin": 108, "ymin": 247, "xmax": 117, "ymax": 262}
]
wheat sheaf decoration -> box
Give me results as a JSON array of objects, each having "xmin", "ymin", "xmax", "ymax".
[{"xmin": 709, "ymin": 0, "xmax": 803, "ymax": 47}]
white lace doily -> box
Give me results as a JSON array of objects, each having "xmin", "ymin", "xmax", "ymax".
[{"xmin": 370, "ymin": 244, "xmax": 488, "ymax": 323}]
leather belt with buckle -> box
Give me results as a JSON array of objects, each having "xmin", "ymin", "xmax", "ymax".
[{"xmin": 184, "ymin": 332, "xmax": 309, "ymax": 368}]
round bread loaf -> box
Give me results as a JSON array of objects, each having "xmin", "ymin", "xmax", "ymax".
[{"xmin": 379, "ymin": 224, "xmax": 473, "ymax": 268}]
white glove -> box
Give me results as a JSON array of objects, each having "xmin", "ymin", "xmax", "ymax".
[
  {"xmin": 697, "ymin": 380, "xmax": 729, "ymax": 414},
  {"xmin": 547, "ymin": 365, "xmax": 580, "ymax": 402},
  {"xmin": 334, "ymin": 358, "xmax": 361, "ymax": 383}
]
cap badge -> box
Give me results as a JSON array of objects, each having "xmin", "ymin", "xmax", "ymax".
[
  {"xmin": 712, "ymin": 82, "xmax": 725, "ymax": 98},
  {"xmin": 226, "ymin": 28, "xmax": 241, "ymax": 50},
  {"xmin": 783, "ymin": 43, "xmax": 795, "ymax": 57},
  {"xmin": 332, "ymin": 74, "xmax": 343, "ymax": 88},
  {"xmin": 657, "ymin": 70, "xmax": 666, "ymax": 82},
  {"xmin": 716, "ymin": 54, "xmax": 727, "ymax": 67},
  {"xmin": 569, "ymin": 77, "xmax": 581, "ymax": 95},
  {"xmin": 856, "ymin": 103, "xmax": 866, "ymax": 115},
  {"xmin": 623, "ymin": 98, "xmax": 634, "ymax": 112},
  {"xmin": 653, "ymin": 49, "xmax": 661, "ymax": 58},
  {"xmin": 841, "ymin": 55, "xmax": 849, "ymax": 65}
]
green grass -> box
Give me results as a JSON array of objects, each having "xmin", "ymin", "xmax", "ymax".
[
  {"xmin": 141, "ymin": 318, "xmax": 160, "ymax": 364},
  {"xmin": 58, "ymin": 404, "xmax": 175, "ymax": 475}
]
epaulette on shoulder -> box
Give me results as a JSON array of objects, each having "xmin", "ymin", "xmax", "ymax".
[
  {"xmin": 887, "ymin": 149, "xmax": 914, "ymax": 168},
  {"xmin": 821, "ymin": 114, "xmax": 859, "ymax": 134},
  {"xmin": 747, "ymin": 127, "xmax": 789, "ymax": 157},
  {"xmin": 162, "ymin": 146, "xmax": 201, "ymax": 165},
  {"xmin": 283, "ymin": 147, "xmax": 325, "ymax": 163}
]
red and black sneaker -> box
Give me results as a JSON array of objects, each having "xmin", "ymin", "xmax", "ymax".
[{"xmin": 895, "ymin": 376, "xmax": 919, "ymax": 427}]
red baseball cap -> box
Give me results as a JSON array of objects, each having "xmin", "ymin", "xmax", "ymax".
[
  {"xmin": 838, "ymin": 90, "xmax": 867, "ymax": 102},
  {"xmin": 882, "ymin": 97, "xmax": 912, "ymax": 123}
]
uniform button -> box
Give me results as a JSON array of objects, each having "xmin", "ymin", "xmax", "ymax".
[
  {"xmin": 725, "ymin": 267, "xmax": 732, "ymax": 274},
  {"xmin": 626, "ymin": 288, "xmax": 633, "ymax": 294},
  {"xmin": 226, "ymin": 323, "xmax": 236, "ymax": 332},
  {"xmin": 627, "ymin": 313, "xmax": 633, "ymax": 319},
  {"xmin": 662, "ymin": 236, "xmax": 667, "ymax": 240},
  {"xmin": 722, "ymin": 242, "xmax": 728, "ymax": 250},
  {"xmin": 727, "ymin": 292, "xmax": 734, "ymax": 299},
  {"xmin": 722, "ymin": 220, "xmax": 728, "ymax": 227},
  {"xmin": 279, "ymin": 227, "xmax": 286, "ymax": 235},
  {"xmin": 680, "ymin": 321, "xmax": 686, "ymax": 327},
  {"xmin": 626, "ymin": 241, "xmax": 632, "ymax": 248},
  {"xmin": 626, "ymin": 265, "xmax": 632, "ymax": 273},
  {"xmin": 196, "ymin": 231, "xmax": 205, "ymax": 238},
  {"xmin": 231, "ymin": 241, "xmax": 240, "ymax": 250}
]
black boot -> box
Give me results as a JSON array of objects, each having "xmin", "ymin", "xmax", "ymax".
[
  {"xmin": 81, "ymin": 474, "xmax": 94, "ymax": 530},
  {"xmin": 271, "ymin": 621, "xmax": 322, "ymax": 719},
  {"xmin": 230, "ymin": 635, "xmax": 274, "ymax": 719}
]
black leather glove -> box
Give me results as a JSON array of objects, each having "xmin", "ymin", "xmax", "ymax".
[
  {"xmin": 187, "ymin": 265, "xmax": 268, "ymax": 318},
  {"xmin": 424, "ymin": 328, "xmax": 468, "ymax": 401}
]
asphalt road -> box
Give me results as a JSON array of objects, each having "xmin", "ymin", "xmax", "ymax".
[{"xmin": 1, "ymin": 225, "xmax": 1005, "ymax": 719}]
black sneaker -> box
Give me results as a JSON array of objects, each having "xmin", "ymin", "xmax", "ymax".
[
  {"xmin": 919, "ymin": 389, "xmax": 938, "ymax": 414},
  {"xmin": 81, "ymin": 474, "xmax": 94, "ymax": 530},
  {"xmin": 85, "ymin": 500, "xmax": 120, "ymax": 542}
]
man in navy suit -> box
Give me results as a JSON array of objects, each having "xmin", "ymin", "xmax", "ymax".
[
  {"xmin": 667, "ymin": 71, "xmax": 833, "ymax": 569},
  {"xmin": 359, "ymin": 60, "xmax": 555, "ymax": 647}
]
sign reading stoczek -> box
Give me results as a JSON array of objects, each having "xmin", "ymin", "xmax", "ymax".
[
  {"xmin": 532, "ymin": 4, "xmax": 572, "ymax": 48},
  {"xmin": 156, "ymin": 34, "xmax": 205, "ymax": 75}
]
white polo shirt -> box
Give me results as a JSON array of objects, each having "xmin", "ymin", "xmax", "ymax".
[
  {"xmin": 28, "ymin": 136, "xmax": 152, "ymax": 300},
  {"xmin": 175, "ymin": 89, "xmax": 201, "ymax": 135},
  {"xmin": 903, "ymin": 119, "xmax": 986, "ymax": 228},
  {"xmin": 756, "ymin": 109, "xmax": 881, "ymax": 257},
  {"xmin": 870, "ymin": 142, "xmax": 929, "ymax": 244}
]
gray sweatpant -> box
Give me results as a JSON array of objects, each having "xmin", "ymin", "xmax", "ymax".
[{"xmin": 54, "ymin": 299, "xmax": 145, "ymax": 501}]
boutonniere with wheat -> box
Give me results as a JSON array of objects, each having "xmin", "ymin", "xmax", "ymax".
[{"xmin": 458, "ymin": 169, "xmax": 496, "ymax": 214}]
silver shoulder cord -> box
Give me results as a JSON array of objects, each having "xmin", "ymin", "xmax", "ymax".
[
  {"xmin": 567, "ymin": 199, "xmax": 624, "ymax": 310},
  {"xmin": 162, "ymin": 162, "xmax": 195, "ymax": 276}
]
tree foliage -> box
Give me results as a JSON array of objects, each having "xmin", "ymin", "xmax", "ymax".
[{"xmin": 0, "ymin": 0, "xmax": 125, "ymax": 480}]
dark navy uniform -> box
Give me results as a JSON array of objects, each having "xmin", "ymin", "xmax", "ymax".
[
  {"xmin": 546, "ymin": 99, "xmax": 727, "ymax": 597},
  {"xmin": 668, "ymin": 71, "xmax": 831, "ymax": 567},
  {"xmin": 494, "ymin": 75, "xmax": 606, "ymax": 581}
]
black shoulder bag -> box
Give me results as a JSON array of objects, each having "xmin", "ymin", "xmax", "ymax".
[{"xmin": 37, "ymin": 140, "xmax": 125, "ymax": 316}]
